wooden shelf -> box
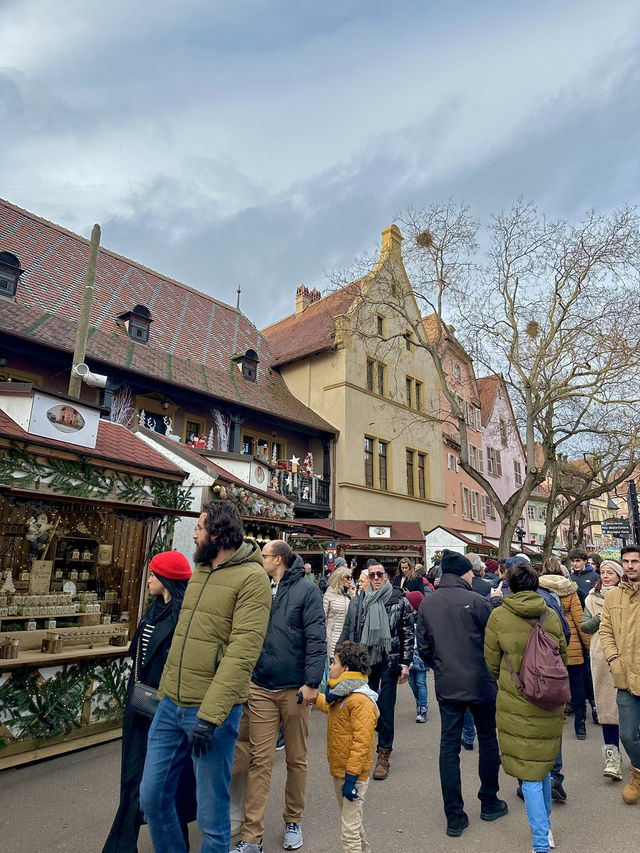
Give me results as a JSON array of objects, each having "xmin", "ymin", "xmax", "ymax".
[{"xmin": 0, "ymin": 613, "xmax": 81, "ymax": 622}]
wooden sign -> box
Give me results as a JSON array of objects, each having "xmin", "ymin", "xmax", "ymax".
[{"xmin": 29, "ymin": 560, "xmax": 53, "ymax": 594}]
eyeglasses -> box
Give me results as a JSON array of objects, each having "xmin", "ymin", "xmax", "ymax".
[
  {"xmin": 262, "ymin": 551, "xmax": 277, "ymax": 558},
  {"xmin": 369, "ymin": 571, "xmax": 385, "ymax": 579}
]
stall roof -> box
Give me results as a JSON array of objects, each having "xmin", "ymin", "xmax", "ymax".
[
  {"xmin": 135, "ymin": 426, "xmax": 291, "ymax": 504},
  {"xmin": 312, "ymin": 519, "xmax": 425, "ymax": 541},
  {"xmin": 0, "ymin": 408, "xmax": 185, "ymax": 478}
]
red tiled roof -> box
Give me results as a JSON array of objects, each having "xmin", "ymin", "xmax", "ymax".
[
  {"xmin": 0, "ymin": 199, "xmax": 336, "ymax": 435},
  {"xmin": 476, "ymin": 374, "xmax": 501, "ymax": 426},
  {"xmin": 312, "ymin": 519, "xmax": 424, "ymax": 542},
  {"xmin": 262, "ymin": 284, "xmax": 361, "ymax": 367},
  {"xmin": 0, "ymin": 408, "xmax": 184, "ymax": 477}
]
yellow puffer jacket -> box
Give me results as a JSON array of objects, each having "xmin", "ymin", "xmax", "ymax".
[
  {"xmin": 157, "ymin": 540, "xmax": 272, "ymax": 725},
  {"xmin": 315, "ymin": 671, "xmax": 379, "ymax": 781},
  {"xmin": 600, "ymin": 580, "xmax": 640, "ymax": 696}
]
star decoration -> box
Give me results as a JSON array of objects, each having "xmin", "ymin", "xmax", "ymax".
[{"xmin": 289, "ymin": 455, "xmax": 300, "ymax": 466}]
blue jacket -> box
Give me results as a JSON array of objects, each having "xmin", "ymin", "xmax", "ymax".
[
  {"xmin": 570, "ymin": 567, "xmax": 597, "ymax": 605},
  {"xmin": 252, "ymin": 555, "xmax": 327, "ymax": 690}
]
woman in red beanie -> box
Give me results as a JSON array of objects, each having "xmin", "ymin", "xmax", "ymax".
[{"xmin": 103, "ymin": 551, "xmax": 194, "ymax": 852}]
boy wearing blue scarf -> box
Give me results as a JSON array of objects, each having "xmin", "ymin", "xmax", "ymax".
[{"xmin": 315, "ymin": 641, "xmax": 379, "ymax": 853}]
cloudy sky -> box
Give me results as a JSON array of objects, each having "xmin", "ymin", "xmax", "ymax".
[{"xmin": 2, "ymin": 0, "xmax": 639, "ymax": 327}]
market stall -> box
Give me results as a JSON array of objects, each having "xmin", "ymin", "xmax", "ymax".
[
  {"xmin": 0, "ymin": 384, "xmax": 190, "ymax": 768},
  {"xmin": 312, "ymin": 520, "xmax": 425, "ymax": 575}
]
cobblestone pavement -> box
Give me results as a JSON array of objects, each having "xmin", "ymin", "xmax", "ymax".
[{"xmin": 1, "ymin": 673, "xmax": 638, "ymax": 852}]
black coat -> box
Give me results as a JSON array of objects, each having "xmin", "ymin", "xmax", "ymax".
[
  {"xmin": 393, "ymin": 574, "xmax": 425, "ymax": 593},
  {"xmin": 471, "ymin": 572, "xmax": 492, "ymax": 597},
  {"xmin": 252, "ymin": 555, "xmax": 327, "ymax": 690},
  {"xmin": 416, "ymin": 574, "xmax": 497, "ymax": 704},
  {"xmin": 103, "ymin": 610, "xmax": 196, "ymax": 853},
  {"xmin": 338, "ymin": 585, "xmax": 414, "ymax": 669}
]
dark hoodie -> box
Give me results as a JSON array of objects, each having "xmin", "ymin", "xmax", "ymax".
[
  {"xmin": 252, "ymin": 554, "xmax": 327, "ymax": 690},
  {"xmin": 570, "ymin": 565, "xmax": 597, "ymax": 604}
]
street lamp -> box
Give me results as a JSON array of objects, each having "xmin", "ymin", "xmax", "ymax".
[{"xmin": 515, "ymin": 517, "xmax": 526, "ymax": 551}]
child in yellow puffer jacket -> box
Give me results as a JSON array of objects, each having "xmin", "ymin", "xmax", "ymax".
[{"xmin": 315, "ymin": 641, "xmax": 379, "ymax": 853}]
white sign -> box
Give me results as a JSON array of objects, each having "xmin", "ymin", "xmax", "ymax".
[
  {"xmin": 368, "ymin": 526, "xmax": 391, "ymax": 539},
  {"xmin": 28, "ymin": 392, "xmax": 99, "ymax": 449}
]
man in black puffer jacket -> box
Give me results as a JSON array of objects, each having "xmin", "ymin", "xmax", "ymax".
[
  {"xmin": 416, "ymin": 550, "xmax": 506, "ymax": 839},
  {"xmin": 231, "ymin": 540, "xmax": 326, "ymax": 853},
  {"xmin": 338, "ymin": 562, "xmax": 413, "ymax": 781}
]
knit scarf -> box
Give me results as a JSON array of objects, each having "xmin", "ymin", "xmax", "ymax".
[
  {"xmin": 360, "ymin": 581, "xmax": 393, "ymax": 665},
  {"xmin": 325, "ymin": 671, "xmax": 370, "ymax": 704}
]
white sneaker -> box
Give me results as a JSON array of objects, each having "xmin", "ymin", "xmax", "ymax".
[
  {"xmin": 283, "ymin": 822, "xmax": 303, "ymax": 850},
  {"xmin": 548, "ymin": 827, "xmax": 555, "ymax": 848},
  {"xmin": 603, "ymin": 745, "xmax": 623, "ymax": 780}
]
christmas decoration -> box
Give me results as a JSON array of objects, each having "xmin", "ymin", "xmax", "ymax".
[
  {"xmin": 109, "ymin": 386, "xmax": 136, "ymax": 427},
  {"xmin": 0, "ymin": 443, "xmax": 192, "ymax": 510},
  {"xmin": 0, "ymin": 570, "xmax": 16, "ymax": 596},
  {"xmin": 289, "ymin": 455, "xmax": 300, "ymax": 473},
  {"xmin": 211, "ymin": 482, "xmax": 294, "ymax": 520},
  {"xmin": 300, "ymin": 451, "xmax": 314, "ymax": 476},
  {"xmin": 210, "ymin": 409, "xmax": 230, "ymax": 451},
  {"xmin": 271, "ymin": 444, "xmax": 278, "ymax": 466}
]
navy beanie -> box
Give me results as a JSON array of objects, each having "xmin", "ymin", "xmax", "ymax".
[
  {"xmin": 505, "ymin": 555, "xmax": 531, "ymax": 570},
  {"xmin": 440, "ymin": 550, "xmax": 472, "ymax": 577}
]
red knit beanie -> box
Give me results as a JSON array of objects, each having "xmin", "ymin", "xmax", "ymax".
[
  {"xmin": 149, "ymin": 551, "xmax": 192, "ymax": 580},
  {"xmin": 406, "ymin": 590, "xmax": 424, "ymax": 611}
]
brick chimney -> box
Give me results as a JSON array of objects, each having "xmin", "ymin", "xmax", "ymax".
[
  {"xmin": 296, "ymin": 285, "xmax": 311, "ymax": 314},
  {"xmin": 309, "ymin": 287, "xmax": 321, "ymax": 304}
]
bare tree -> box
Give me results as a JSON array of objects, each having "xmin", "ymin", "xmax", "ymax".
[{"xmin": 340, "ymin": 199, "xmax": 640, "ymax": 557}]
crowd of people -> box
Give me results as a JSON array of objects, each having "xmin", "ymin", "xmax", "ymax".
[{"xmin": 102, "ymin": 504, "xmax": 640, "ymax": 853}]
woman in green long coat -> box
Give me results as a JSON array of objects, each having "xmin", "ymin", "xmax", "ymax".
[{"xmin": 484, "ymin": 562, "xmax": 568, "ymax": 853}]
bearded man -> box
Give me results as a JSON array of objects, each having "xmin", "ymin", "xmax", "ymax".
[{"xmin": 139, "ymin": 500, "xmax": 272, "ymax": 853}]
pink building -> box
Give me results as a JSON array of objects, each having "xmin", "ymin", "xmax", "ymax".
[{"xmin": 477, "ymin": 374, "xmax": 530, "ymax": 544}]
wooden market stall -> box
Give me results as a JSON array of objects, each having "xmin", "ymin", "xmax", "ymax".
[{"xmin": 0, "ymin": 384, "xmax": 190, "ymax": 769}]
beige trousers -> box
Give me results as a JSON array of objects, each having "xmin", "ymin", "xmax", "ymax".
[
  {"xmin": 233, "ymin": 684, "xmax": 310, "ymax": 844},
  {"xmin": 332, "ymin": 776, "xmax": 371, "ymax": 853}
]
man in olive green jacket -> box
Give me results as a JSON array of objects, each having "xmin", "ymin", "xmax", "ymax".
[
  {"xmin": 140, "ymin": 501, "xmax": 272, "ymax": 853},
  {"xmin": 600, "ymin": 544, "xmax": 640, "ymax": 805}
]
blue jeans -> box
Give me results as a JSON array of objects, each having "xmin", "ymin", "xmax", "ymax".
[
  {"xmin": 140, "ymin": 696, "xmax": 242, "ymax": 853},
  {"xmin": 462, "ymin": 707, "xmax": 476, "ymax": 746},
  {"xmin": 617, "ymin": 689, "xmax": 640, "ymax": 768},
  {"xmin": 409, "ymin": 668, "xmax": 428, "ymax": 708},
  {"xmin": 522, "ymin": 773, "xmax": 551, "ymax": 852}
]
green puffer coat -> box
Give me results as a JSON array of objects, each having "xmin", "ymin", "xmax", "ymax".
[
  {"xmin": 157, "ymin": 540, "xmax": 272, "ymax": 725},
  {"xmin": 484, "ymin": 591, "xmax": 568, "ymax": 781}
]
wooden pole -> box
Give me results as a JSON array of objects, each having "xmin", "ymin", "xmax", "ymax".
[{"xmin": 69, "ymin": 224, "xmax": 101, "ymax": 398}]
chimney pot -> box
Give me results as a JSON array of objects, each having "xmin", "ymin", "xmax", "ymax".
[{"xmin": 295, "ymin": 284, "xmax": 312, "ymax": 314}]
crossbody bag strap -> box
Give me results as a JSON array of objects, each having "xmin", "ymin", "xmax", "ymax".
[{"xmin": 134, "ymin": 634, "xmax": 144, "ymax": 684}]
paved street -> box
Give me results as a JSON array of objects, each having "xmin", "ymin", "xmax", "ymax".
[{"xmin": 1, "ymin": 673, "xmax": 638, "ymax": 852}]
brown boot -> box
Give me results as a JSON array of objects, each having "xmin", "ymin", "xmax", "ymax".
[
  {"xmin": 622, "ymin": 766, "xmax": 640, "ymax": 804},
  {"xmin": 373, "ymin": 747, "xmax": 391, "ymax": 780}
]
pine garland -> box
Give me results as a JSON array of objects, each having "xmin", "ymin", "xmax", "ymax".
[{"xmin": 0, "ymin": 443, "xmax": 192, "ymax": 510}]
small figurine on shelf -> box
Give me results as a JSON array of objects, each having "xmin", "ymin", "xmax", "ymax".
[
  {"xmin": 302, "ymin": 485, "xmax": 310, "ymax": 501},
  {"xmin": 0, "ymin": 570, "xmax": 16, "ymax": 597}
]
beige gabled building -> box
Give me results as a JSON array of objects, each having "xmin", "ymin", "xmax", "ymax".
[{"xmin": 263, "ymin": 226, "xmax": 446, "ymax": 527}]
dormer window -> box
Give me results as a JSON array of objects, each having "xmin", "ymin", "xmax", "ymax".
[
  {"xmin": 232, "ymin": 349, "xmax": 259, "ymax": 382},
  {"xmin": 117, "ymin": 304, "xmax": 152, "ymax": 344},
  {"xmin": 0, "ymin": 251, "xmax": 24, "ymax": 300}
]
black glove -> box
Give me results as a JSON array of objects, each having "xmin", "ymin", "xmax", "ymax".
[
  {"xmin": 188, "ymin": 719, "xmax": 217, "ymax": 757},
  {"xmin": 342, "ymin": 773, "xmax": 359, "ymax": 801}
]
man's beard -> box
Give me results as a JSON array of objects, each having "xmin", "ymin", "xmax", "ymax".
[{"xmin": 194, "ymin": 537, "xmax": 220, "ymax": 565}]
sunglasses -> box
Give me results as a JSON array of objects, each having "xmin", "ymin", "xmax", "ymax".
[{"xmin": 369, "ymin": 571, "xmax": 385, "ymax": 579}]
